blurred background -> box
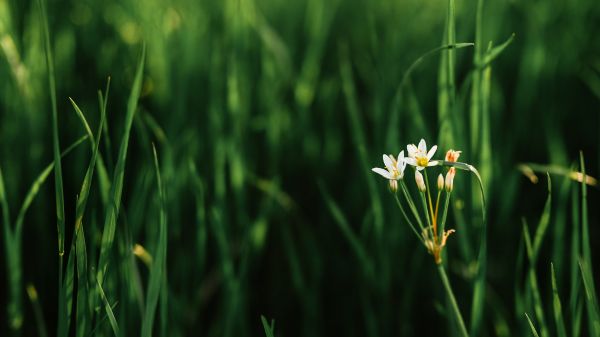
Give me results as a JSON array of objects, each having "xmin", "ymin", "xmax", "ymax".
[{"xmin": 1, "ymin": 0, "xmax": 599, "ymax": 336}]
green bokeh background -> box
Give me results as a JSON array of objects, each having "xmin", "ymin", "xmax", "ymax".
[{"xmin": 1, "ymin": 0, "xmax": 599, "ymax": 336}]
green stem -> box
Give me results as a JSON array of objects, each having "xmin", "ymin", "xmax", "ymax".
[
  {"xmin": 394, "ymin": 193, "xmax": 423, "ymax": 243},
  {"xmin": 400, "ymin": 180, "xmax": 424, "ymax": 230},
  {"xmin": 439, "ymin": 191, "xmax": 452, "ymax": 240},
  {"xmin": 423, "ymin": 171, "xmax": 436, "ymax": 228},
  {"xmin": 437, "ymin": 265, "xmax": 469, "ymax": 337},
  {"xmin": 419, "ymin": 192, "xmax": 435, "ymax": 242}
]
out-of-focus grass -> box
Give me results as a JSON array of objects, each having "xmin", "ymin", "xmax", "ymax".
[{"xmin": 0, "ymin": 0, "xmax": 599, "ymax": 336}]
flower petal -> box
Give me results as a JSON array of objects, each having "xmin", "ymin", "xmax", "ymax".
[
  {"xmin": 418, "ymin": 139, "xmax": 427, "ymax": 153},
  {"xmin": 427, "ymin": 145, "xmax": 437, "ymax": 160},
  {"xmin": 383, "ymin": 154, "xmax": 393, "ymax": 170},
  {"xmin": 396, "ymin": 151, "xmax": 405, "ymax": 171},
  {"xmin": 372, "ymin": 167, "xmax": 392, "ymax": 179},
  {"xmin": 407, "ymin": 144, "xmax": 418, "ymax": 157},
  {"xmin": 427, "ymin": 160, "xmax": 440, "ymax": 167},
  {"xmin": 404, "ymin": 157, "xmax": 417, "ymax": 166}
]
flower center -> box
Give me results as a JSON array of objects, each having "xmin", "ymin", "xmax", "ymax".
[{"xmin": 416, "ymin": 156, "xmax": 428, "ymax": 167}]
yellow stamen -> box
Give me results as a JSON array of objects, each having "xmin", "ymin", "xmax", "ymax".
[{"xmin": 416, "ymin": 156, "xmax": 429, "ymax": 167}]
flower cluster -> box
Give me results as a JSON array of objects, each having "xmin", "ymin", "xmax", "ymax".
[{"xmin": 372, "ymin": 139, "xmax": 465, "ymax": 264}]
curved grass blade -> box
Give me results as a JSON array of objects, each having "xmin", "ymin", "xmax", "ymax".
[
  {"xmin": 477, "ymin": 33, "xmax": 516, "ymax": 68},
  {"xmin": 14, "ymin": 135, "xmax": 88, "ymax": 238},
  {"xmin": 141, "ymin": 145, "xmax": 168, "ymax": 337},
  {"xmin": 1, "ymin": 135, "xmax": 86, "ymax": 332},
  {"xmin": 436, "ymin": 160, "xmax": 487, "ymax": 335},
  {"xmin": 517, "ymin": 163, "xmax": 597, "ymax": 186},
  {"xmin": 96, "ymin": 44, "xmax": 145, "ymax": 290}
]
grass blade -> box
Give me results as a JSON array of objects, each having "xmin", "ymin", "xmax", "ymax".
[
  {"xmin": 550, "ymin": 263, "xmax": 567, "ymax": 337},
  {"xmin": 141, "ymin": 145, "xmax": 168, "ymax": 337},
  {"xmin": 26, "ymin": 284, "xmax": 48, "ymax": 337},
  {"xmin": 523, "ymin": 221, "xmax": 549, "ymax": 337},
  {"xmin": 14, "ymin": 135, "xmax": 88, "ymax": 239},
  {"xmin": 71, "ymin": 93, "xmax": 106, "ymax": 337},
  {"xmin": 319, "ymin": 182, "xmax": 374, "ymax": 280},
  {"xmin": 526, "ymin": 313, "xmax": 542, "ymax": 337},
  {"xmin": 579, "ymin": 153, "xmax": 600, "ymax": 336},
  {"xmin": 532, "ymin": 174, "xmax": 552, "ymax": 262},
  {"xmin": 338, "ymin": 44, "xmax": 384, "ymax": 236},
  {"xmin": 261, "ymin": 315, "xmax": 275, "ymax": 337},
  {"xmin": 95, "ymin": 277, "xmax": 120, "ymax": 336},
  {"xmin": 96, "ymin": 44, "xmax": 145, "ymax": 290}
]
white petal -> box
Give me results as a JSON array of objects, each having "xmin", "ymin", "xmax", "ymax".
[
  {"xmin": 404, "ymin": 157, "xmax": 417, "ymax": 166},
  {"xmin": 383, "ymin": 154, "xmax": 393, "ymax": 171},
  {"xmin": 428, "ymin": 160, "xmax": 440, "ymax": 167},
  {"xmin": 418, "ymin": 139, "xmax": 427, "ymax": 152},
  {"xmin": 427, "ymin": 145, "xmax": 438, "ymax": 160},
  {"xmin": 372, "ymin": 167, "xmax": 392, "ymax": 179},
  {"xmin": 407, "ymin": 144, "xmax": 418, "ymax": 157},
  {"xmin": 396, "ymin": 151, "xmax": 404, "ymax": 170},
  {"xmin": 416, "ymin": 166, "xmax": 425, "ymax": 171}
]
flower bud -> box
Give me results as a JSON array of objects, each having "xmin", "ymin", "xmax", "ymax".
[
  {"xmin": 415, "ymin": 170, "xmax": 426, "ymax": 192},
  {"xmin": 437, "ymin": 174, "xmax": 444, "ymax": 191},
  {"xmin": 388, "ymin": 179, "xmax": 398, "ymax": 193},
  {"xmin": 445, "ymin": 149, "xmax": 461, "ymax": 162},
  {"xmin": 445, "ymin": 168, "xmax": 455, "ymax": 192}
]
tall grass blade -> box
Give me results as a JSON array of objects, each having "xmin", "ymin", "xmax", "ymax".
[
  {"xmin": 523, "ymin": 221, "xmax": 549, "ymax": 337},
  {"xmin": 338, "ymin": 44, "xmax": 384, "ymax": 236},
  {"xmin": 141, "ymin": 145, "xmax": 168, "ymax": 337},
  {"xmin": 96, "ymin": 44, "xmax": 145, "ymax": 290},
  {"xmin": 319, "ymin": 182, "xmax": 374, "ymax": 280},
  {"xmin": 579, "ymin": 153, "xmax": 600, "ymax": 337},
  {"xmin": 550, "ymin": 263, "xmax": 567, "ymax": 337},
  {"xmin": 532, "ymin": 174, "xmax": 552, "ymax": 262}
]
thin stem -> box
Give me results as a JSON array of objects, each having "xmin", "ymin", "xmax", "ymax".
[
  {"xmin": 394, "ymin": 193, "xmax": 424, "ymax": 243},
  {"xmin": 439, "ymin": 191, "xmax": 452, "ymax": 240},
  {"xmin": 437, "ymin": 265, "xmax": 470, "ymax": 337},
  {"xmin": 419, "ymin": 192, "xmax": 431, "ymax": 228},
  {"xmin": 419, "ymin": 192, "xmax": 435, "ymax": 241},
  {"xmin": 424, "ymin": 171, "xmax": 437, "ymax": 232},
  {"xmin": 435, "ymin": 190, "xmax": 442, "ymax": 238},
  {"xmin": 400, "ymin": 180, "xmax": 424, "ymax": 230}
]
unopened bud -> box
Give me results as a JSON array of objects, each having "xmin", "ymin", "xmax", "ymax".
[
  {"xmin": 389, "ymin": 179, "xmax": 398, "ymax": 193},
  {"xmin": 437, "ymin": 174, "xmax": 444, "ymax": 190},
  {"xmin": 415, "ymin": 170, "xmax": 426, "ymax": 192},
  {"xmin": 445, "ymin": 149, "xmax": 461, "ymax": 162},
  {"xmin": 445, "ymin": 168, "xmax": 455, "ymax": 192}
]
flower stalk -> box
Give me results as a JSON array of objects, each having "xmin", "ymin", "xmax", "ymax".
[
  {"xmin": 371, "ymin": 141, "xmax": 475, "ymax": 337},
  {"xmin": 438, "ymin": 264, "xmax": 470, "ymax": 337}
]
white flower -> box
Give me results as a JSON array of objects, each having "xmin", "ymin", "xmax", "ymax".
[
  {"xmin": 372, "ymin": 151, "xmax": 407, "ymax": 181},
  {"xmin": 405, "ymin": 139, "xmax": 438, "ymax": 170}
]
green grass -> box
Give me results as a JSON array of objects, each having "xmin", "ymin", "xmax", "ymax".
[{"xmin": 1, "ymin": 0, "xmax": 600, "ymax": 336}]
